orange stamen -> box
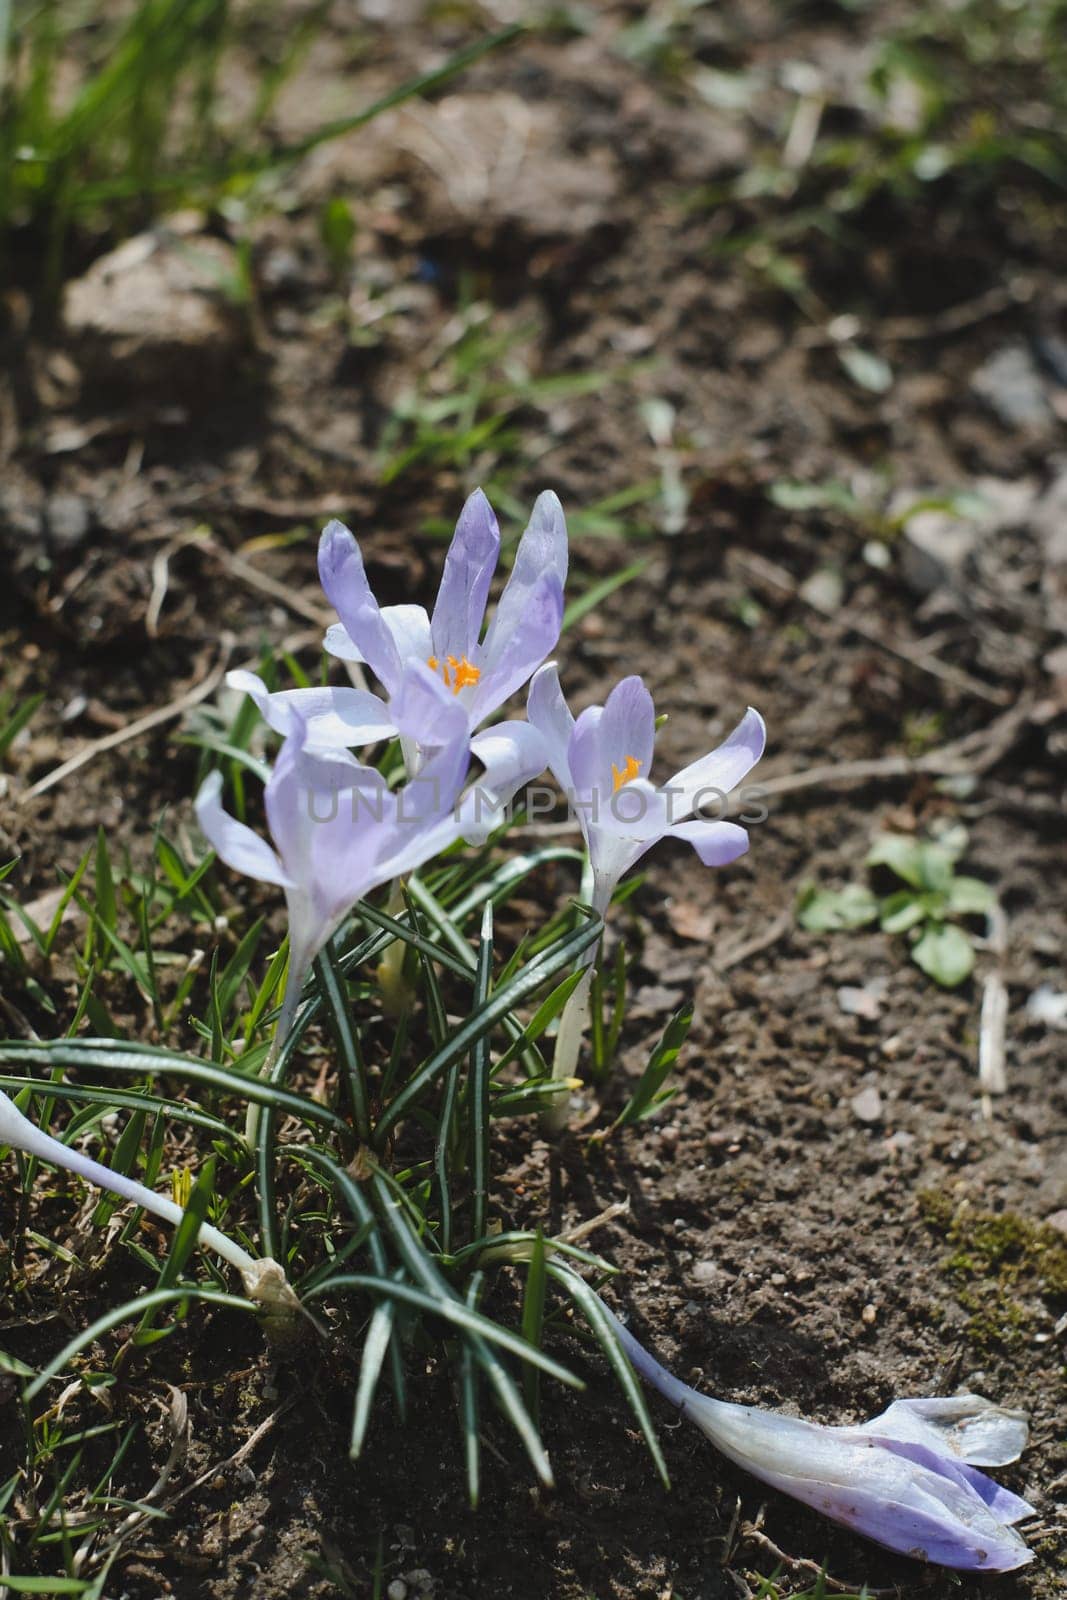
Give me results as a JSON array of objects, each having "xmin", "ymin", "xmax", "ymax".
[
  {"xmin": 426, "ymin": 653, "xmax": 481, "ymax": 695},
  {"xmin": 612, "ymin": 755, "xmax": 642, "ymax": 792}
]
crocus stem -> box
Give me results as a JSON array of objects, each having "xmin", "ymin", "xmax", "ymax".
[
  {"xmin": 0, "ymin": 1089, "xmax": 301, "ymax": 1325},
  {"xmin": 540, "ymin": 961, "xmax": 595, "ymax": 1136},
  {"xmin": 4, "ymin": 1096, "xmax": 255, "ymax": 1279},
  {"xmin": 599, "ymin": 1300, "xmax": 698, "ymax": 1414},
  {"xmin": 376, "ymin": 876, "xmax": 412, "ymax": 1017},
  {"xmin": 245, "ymin": 962, "xmax": 302, "ymax": 1147}
]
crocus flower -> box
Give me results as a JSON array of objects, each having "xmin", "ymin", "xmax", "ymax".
[
  {"xmin": 0, "ymin": 1088, "xmax": 296, "ymax": 1317},
  {"xmin": 318, "ymin": 487, "xmax": 568, "ymax": 739},
  {"xmin": 226, "ymin": 669, "xmax": 549, "ymax": 842},
  {"xmin": 604, "ymin": 1302, "xmax": 1035, "ymax": 1573},
  {"xmin": 196, "ymin": 664, "xmax": 472, "ymax": 1052},
  {"xmin": 527, "ymin": 666, "xmax": 766, "ymax": 917}
]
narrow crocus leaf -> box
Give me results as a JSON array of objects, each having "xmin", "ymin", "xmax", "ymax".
[{"xmin": 600, "ymin": 1301, "xmax": 1034, "ymax": 1573}]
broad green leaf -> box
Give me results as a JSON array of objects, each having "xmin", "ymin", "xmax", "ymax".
[
  {"xmin": 866, "ymin": 834, "xmax": 927, "ymax": 889},
  {"xmin": 912, "ymin": 923, "xmax": 975, "ymax": 988},
  {"xmin": 878, "ymin": 890, "xmax": 927, "ymax": 935},
  {"xmin": 946, "ymin": 875, "xmax": 996, "ymax": 917},
  {"xmin": 797, "ymin": 883, "xmax": 878, "ymax": 931}
]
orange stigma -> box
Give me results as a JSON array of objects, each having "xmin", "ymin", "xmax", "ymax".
[
  {"xmin": 611, "ymin": 755, "xmax": 642, "ymax": 792},
  {"xmin": 427, "ymin": 653, "xmax": 481, "ymax": 695}
]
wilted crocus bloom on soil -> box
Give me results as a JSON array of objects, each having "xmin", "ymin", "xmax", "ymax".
[
  {"xmin": 196, "ymin": 665, "xmax": 472, "ymax": 1055},
  {"xmin": 527, "ymin": 666, "xmax": 766, "ymax": 917},
  {"xmin": 604, "ymin": 1302, "xmax": 1035, "ymax": 1572},
  {"xmin": 0, "ymin": 1089, "xmax": 296, "ymax": 1317},
  {"xmin": 318, "ymin": 488, "xmax": 568, "ymax": 750}
]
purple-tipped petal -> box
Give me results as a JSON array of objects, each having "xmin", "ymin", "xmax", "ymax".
[
  {"xmin": 669, "ymin": 707, "xmax": 766, "ymax": 820},
  {"xmin": 527, "ymin": 662, "xmax": 575, "ymax": 791},
  {"xmin": 469, "ymin": 571, "xmax": 564, "ymax": 723},
  {"xmin": 481, "ymin": 490, "xmax": 567, "ymax": 660},
  {"xmin": 567, "ymin": 704, "xmax": 605, "ymax": 798},
  {"xmin": 667, "ymin": 818, "xmax": 750, "ymax": 867},
  {"xmin": 318, "ymin": 519, "xmax": 403, "ymax": 694},
  {"xmin": 389, "ymin": 661, "xmax": 469, "ymax": 753},
  {"xmin": 868, "ymin": 1436, "xmax": 1036, "ymax": 1527},
  {"xmin": 602, "ymin": 1302, "xmax": 1034, "ymax": 1574},
  {"xmin": 597, "ymin": 675, "xmax": 656, "ymax": 797},
  {"xmin": 431, "ymin": 488, "xmax": 500, "ymax": 662},
  {"xmin": 195, "ymin": 772, "xmax": 292, "ymax": 887}
]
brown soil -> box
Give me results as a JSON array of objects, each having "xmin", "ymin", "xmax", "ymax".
[{"xmin": 1, "ymin": 4, "xmax": 1065, "ymax": 1598}]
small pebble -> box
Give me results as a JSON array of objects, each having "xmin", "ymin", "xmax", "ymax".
[
  {"xmin": 862, "ymin": 1303, "xmax": 878, "ymax": 1325},
  {"xmin": 851, "ymin": 1086, "xmax": 884, "ymax": 1123},
  {"xmin": 387, "ymin": 1582, "xmax": 407, "ymax": 1600}
]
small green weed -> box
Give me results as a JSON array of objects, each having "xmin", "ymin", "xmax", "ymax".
[{"xmin": 798, "ymin": 825, "xmax": 995, "ymax": 986}]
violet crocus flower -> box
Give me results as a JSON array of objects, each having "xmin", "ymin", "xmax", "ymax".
[
  {"xmin": 0, "ymin": 1089, "xmax": 297, "ymax": 1317},
  {"xmin": 195, "ymin": 665, "xmax": 472, "ymax": 1053},
  {"xmin": 318, "ymin": 487, "xmax": 567, "ymax": 737},
  {"xmin": 527, "ymin": 665, "xmax": 766, "ymax": 917},
  {"xmin": 604, "ymin": 1303, "xmax": 1035, "ymax": 1573}
]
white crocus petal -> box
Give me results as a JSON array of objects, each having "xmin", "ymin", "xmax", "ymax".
[
  {"xmin": 527, "ymin": 661, "xmax": 575, "ymax": 791},
  {"xmin": 666, "ymin": 819, "xmax": 750, "ymax": 867},
  {"xmin": 858, "ymin": 1396, "xmax": 1030, "ymax": 1470},
  {"xmin": 226, "ymin": 669, "xmax": 396, "ymax": 749},
  {"xmin": 323, "ymin": 621, "xmax": 363, "ymax": 662},
  {"xmin": 669, "ymin": 707, "xmax": 767, "ymax": 820},
  {"xmin": 195, "ymin": 773, "xmax": 293, "ymax": 887},
  {"xmin": 597, "ymin": 778, "xmax": 670, "ymax": 841},
  {"xmin": 380, "ymin": 603, "xmax": 433, "ymax": 666},
  {"xmin": 463, "ymin": 720, "xmax": 549, "ymax": 843},
  {"xmin": 587, "ymin": 829, "xmax": 643, "ymax": 916}
]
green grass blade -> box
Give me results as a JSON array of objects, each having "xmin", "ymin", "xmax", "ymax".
[
  {"xmin": 547, "ymin": 1263, "xmax": 669, "ymax": 1490},
  {"xmin": 375, "ymin": 914, "xmax": 602, "ymax": 1143},
  {"xmin": 0, "ymin": 1040, "xmax": 350, "ymax": 1137},
  {"xmin": 315, "ymin": 943, "xmax": 371, "ymax": 1145},
  {"xmin": 521, "ymin": 1230, "xmax": 548, "ymax": 1426},
  {"xmin": 470, "ymin": 902, "xmax": 493, "ymax": 1244},
  {"xmin": 24, "ymin": 1288, "xmax": 255, "ymax": 1402},
  {"xmin": 459, "ymin": 1271, "xmax": 483, "ymax": 1508},
  {"xmin": 350, "ymin": 1282, "xmax": 399, "ymax": 1459}
]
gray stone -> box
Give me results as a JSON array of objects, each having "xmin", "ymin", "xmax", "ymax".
[{"xmin": 971, "ymin": 343, "xmax": 1053, "ymax": 431}]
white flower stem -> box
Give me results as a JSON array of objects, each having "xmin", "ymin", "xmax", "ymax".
[
  {"xmin": 540, "ymin": 962, "xmax": 595, "ymax": 1135},
  {"xmin": 0, "ymin": 1089, "xmax": 301, "ymax": 1321}
]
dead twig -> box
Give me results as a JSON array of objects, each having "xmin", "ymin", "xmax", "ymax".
[
  {"xmin": 733, "ymin": 550, "xmax": 1010, "ymax": 706},
  {"xmin": 716, "ymin": 908, "xmax": 793, "ymax": 972},
  {"xmin": 740, "ymin": 1521, "xmax": 908, "ymax": 1597},
  {"xmin": 979, "ymin": 902, "xmax": 1010, "ymax": 1112},
  {"xmin": 20, "ymin": 639, "xmax": 233, "ymax": 804},
  {"xmin": 736, "ymin": 695, "xmax": 1034, "ymax": 813},
  {"xmin": 798, "ymin": 278, "xmax": 1033, "ymax": 349}
]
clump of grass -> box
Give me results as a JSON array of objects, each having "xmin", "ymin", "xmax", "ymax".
[{"xmin": 0, "ymin": 2, "xmax": 521, "ymax": 301}]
